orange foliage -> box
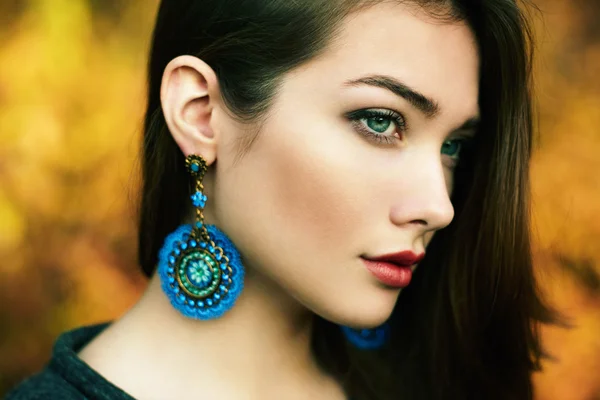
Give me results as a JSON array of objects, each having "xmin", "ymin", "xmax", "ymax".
[{"xmin": 0, "ymin": 0, "xmax": 156, "ymax": 392}]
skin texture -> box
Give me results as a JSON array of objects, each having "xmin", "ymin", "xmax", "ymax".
[{"xmin": 77, "ymin": 3, "xmax": 480, "ymax": 399}]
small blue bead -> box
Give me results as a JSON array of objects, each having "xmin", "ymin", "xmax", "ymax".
[
  {"xmin": 209, "ymin": 246, "xmax": 214, "ymax": 253},
  {"xmin": 198, "ymin": 301, "xmax": 205, "ymax": 307},
  {"xmin": 195, "ymin": 221, "xmax": 203, "ymax": 229},
  {"xmin": 168, "ymin": 276, "xmax": 175, "ymax": 283},
  {"xmin": 214, "ymin": 293, "xmax": 221, "ymax": 300},
  {"xmin": 191, "ymin": 163, "xmax": 200, "ymax": 172},
  {"xmin": 215, "ymin": 253, "xmax": 222, "ymax": 260},
  {"xmin": 174, "ymin": 248, "xmax": 181, "ymax": 255},
  {"xmin": 200, "ymin": 242, "xmax": 207, "ymax": 248},
  {"xmin": 223, "ymin": 274, "xmax": 229, "ymax": 280},
  {"xmin": 189, "ymin": 300, "xmax": 195, "ymax": 306},
  {"xmin": 189, "ymin": 240, "xmax": 197, "ymax": 247},
  {"xmin": 207, "ymin": 299, "xmax": 213, "ymax": 306},
  {"xmin": 220, "ymin": 284, "xmax": 226, "ymax": 292},
  {"xmin": 168, "ymin": 256, "xmax": 176, "ymax": 265},
  {"xmin": 220, "ymin": 263, "xmax": 227, "ymax": 271},
  {"xmin": 178, "ymin": 294, "xmax": 185, "ymax": 303},
  {"xmin": 167, "ymin": 267, "xmax": 174, "ymax": 274},
  {"xmin": 181, "ymin": 242, "xmax": 188, "ymax": 250},
  {"xmin": 174, "ymin": 287, "xmax": 180, "ymax": 294}
]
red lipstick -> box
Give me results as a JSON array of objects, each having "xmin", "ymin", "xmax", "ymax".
[{"xmin": 361, "ymin": 251, "xmax": 424, "ymax": 288}]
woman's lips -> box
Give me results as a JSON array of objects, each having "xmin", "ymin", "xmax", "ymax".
[{"xmin": 361, "ymin": 258, "xmax": 413, "ymax": 288}]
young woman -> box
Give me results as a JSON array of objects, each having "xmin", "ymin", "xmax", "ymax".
[{"xmin": 7, "ymin": 0, "xmax": 556, "ymax": 399}]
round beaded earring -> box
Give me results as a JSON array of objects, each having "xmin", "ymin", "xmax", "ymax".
[
  {"xmin": 157, "ymin": 154, "xmax": 245, "ymax": 320},
  {"xmin": 340, "ymin": 323, "xmax": 390, "ymax": 350}
]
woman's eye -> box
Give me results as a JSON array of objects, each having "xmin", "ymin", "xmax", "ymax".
[
  {"xmin": 346, "ymin": 109, "xmax": 406, "ymax": 145},
  {"xmin": 365, "ymin": 116, "xmax": 394, "ymax": 134},
  {"xmin": 441, "ymin": 138, "xmax": 470, "ymax": 167},
  {"xmin": 441, "ymin": 139, "xmax": 462, "ymax": 158}
]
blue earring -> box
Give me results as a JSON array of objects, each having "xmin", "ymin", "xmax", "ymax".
[
  {"xmin": 340, "ymin": 323, "xmax": 390, "ymax": 350},
  {"xmin": 158, "ymin": 154, "xmax": 245, "ymax": 320}
]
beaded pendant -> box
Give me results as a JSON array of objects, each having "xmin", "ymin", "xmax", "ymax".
[{"xmin": 157, "ymin": 155, "xmax": 245, "ymax": 320}]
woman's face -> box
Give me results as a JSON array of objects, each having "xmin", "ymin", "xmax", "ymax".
[{"xmin": 209, "ymin": 2, "xmax": 480, "ymax": 327}]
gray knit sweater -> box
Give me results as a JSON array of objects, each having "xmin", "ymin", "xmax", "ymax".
[{"xmin": 6, "ymin": 322, "xmax": 135, "ymax": 400}]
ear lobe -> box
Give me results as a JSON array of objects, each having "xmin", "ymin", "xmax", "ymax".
[{"xmin": 160, "ymin": 56, "xmax": 220, "ymax": 164}]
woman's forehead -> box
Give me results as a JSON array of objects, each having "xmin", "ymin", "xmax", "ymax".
[{"xmin": 284, "ymin": 2, "xmax": 480, "ymax": 126}]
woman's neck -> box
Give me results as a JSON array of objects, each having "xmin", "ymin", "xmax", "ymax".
[{"xmin": 77, "ymin": 269, "xmax": 345, "ymax": 399}]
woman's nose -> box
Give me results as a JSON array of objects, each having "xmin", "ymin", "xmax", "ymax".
[{"xmin": 389, "ymin": 155, "xmax": 455, "ymax": 232}]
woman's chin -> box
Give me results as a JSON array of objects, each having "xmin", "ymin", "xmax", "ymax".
[{"xmin": 318, "ymin": 295, "xmax": 398, "ymax": 328}]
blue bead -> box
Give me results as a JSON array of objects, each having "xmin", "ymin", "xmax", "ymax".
[
  {"xmin": 174, "ymin": 287, "xmax": 180, "ymax": 294},
  {"xmin": 220, "ymin": 263, "xmax": 227, "ymax": 270},
  {"xmin": 174, "ymin": 248, "xmax": 181, "ymax": 255},
  {"xmin": 181, "ymin": 242, "xmax": 188, "ymax": 250},
  {"xmin": 209, "ymin": 246, "xmax": 214, "ymax": 253},
  {"xmin": 207, "ymin": 299, "xmax": 213, "ymax": 306},
  {"xmin": 189, "ymin": 300, "xmax": 195, "ymax": 306},
  {"xmin": 191, "ymin": 163, "xmax": 200, "ymax": 172},
  {"xmin": 215, "ymin": 253, "xmax": 222, "ymax": 260},
  {"xmin": 223, "ymin": 274, "xmax": 229, "ymax": 280},
  {"xmin": 200, "ymin": 242, "xmax": 207, "ymax": 248},
  {"xmin": 198, "ymin": 301, "xmax": 204, "ymax": 307},
  {"xmin": 168, "ymin": 276, "xmax": 175, "ymax": 283},
  {"xmin": 220, "ymin": 284, "xmax": 226, "ymax": 292},
  {"xmin": 168, "ymin": 256, "xmax": 176, "ymax": 265},
  {"xmin": 195, "ymin": 221, "xmax": 203, "ymax": 229},
  {"xmin": 178, "ymin": 294, "xmax": 185, "ymax": 302},
  {"xmin": 189, "ymin": 240, "xmax": 197, "ymax": 247},
  {"xmin": 191, "ymin": 191, "xmax": 206, "ymax": 208},
  {"xmin": 167, "ymin": 267, "xmax": 174, "ymax": 274},
  {"xmin": 214, "ymin": 293, "xmax": 221, "ymax": 300}
]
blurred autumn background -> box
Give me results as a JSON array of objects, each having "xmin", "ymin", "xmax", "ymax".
[{"xmin": 0, "ymin": 0, "xmax": 598, "ymax": 398}]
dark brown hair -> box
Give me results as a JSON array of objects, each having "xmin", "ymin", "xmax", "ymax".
[{"xmin": 139, "ymin": 1, "xmax": 557, "ymax": 399}]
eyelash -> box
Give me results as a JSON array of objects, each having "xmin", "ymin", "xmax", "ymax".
[{"xmin": 346, "ymin": 109, "xmax": 406, "ymax": 145}]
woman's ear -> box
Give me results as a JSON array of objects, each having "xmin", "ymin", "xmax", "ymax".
[{"xmin": 160, "ymin": 55, "xmax": 221, "ymax": 164}]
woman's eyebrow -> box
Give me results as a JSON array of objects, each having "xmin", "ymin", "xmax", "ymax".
[{"xmin": 343, "ymin": 74, "xmax": 440, "ymax": 118}]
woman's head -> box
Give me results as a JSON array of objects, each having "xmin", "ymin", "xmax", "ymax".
[{"xmin": 140, "ymin": 0, "xmax": 553, "ymax": 398}]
